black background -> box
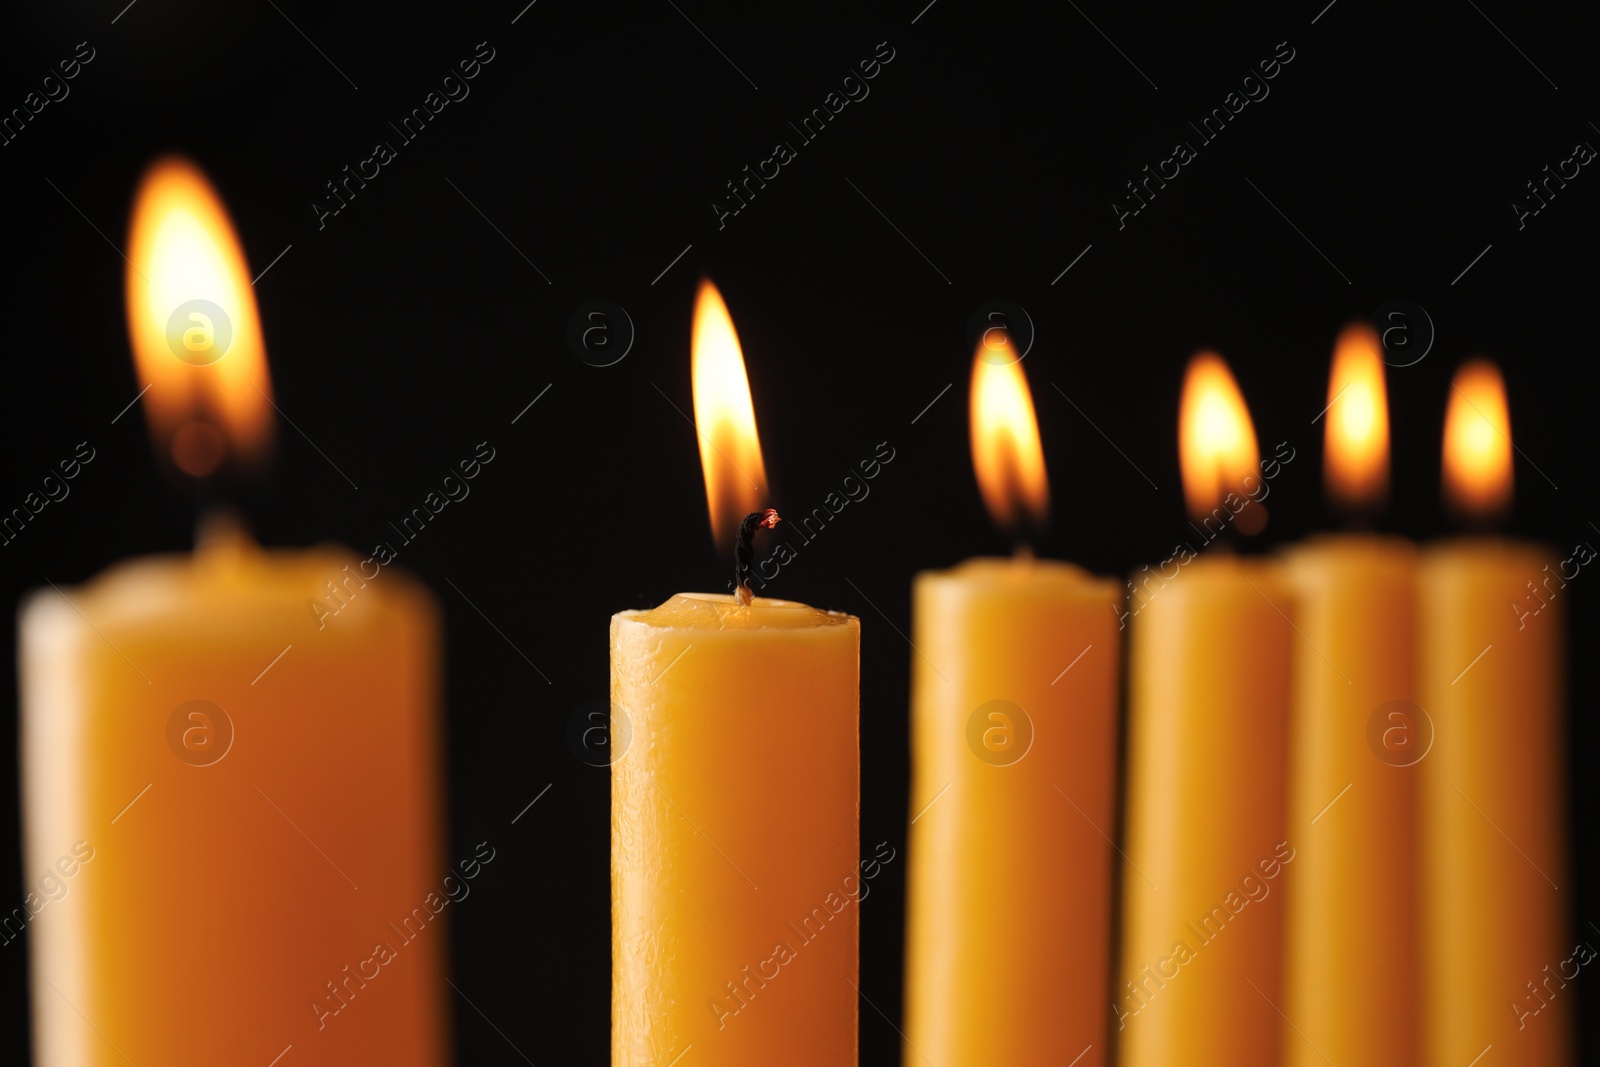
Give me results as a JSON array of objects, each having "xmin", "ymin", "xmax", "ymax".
[{"xmin": 1, "ymin": 0, "xmax": 1595, "ymax": 1062}]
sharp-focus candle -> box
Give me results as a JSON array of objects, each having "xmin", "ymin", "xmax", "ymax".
[
  {"xmin": 1281, "ymin": 326, "xmax": 1419, "ymax": 1067},
  {"xmin": 1420, "ymin": 361, "xmax": 1570, "ymax": 1065},
  {"xmin": 1119, "ymin": 354, "xmax": 1293, "ymax": 1067},
  {"xmin": 903, "ymin": 344, "xmax": 1121, "ymax": 1066},
  {"xmin": 610, "ymin": 280, "xmax": 860, "ymax": 1066},
  {"xmin": 611, "ymin": 595, "xmax": 860, "ymax": 1064},
  {"xmin": 19, "ymin": 159, "xmax": 447, "ymax": 1067}
]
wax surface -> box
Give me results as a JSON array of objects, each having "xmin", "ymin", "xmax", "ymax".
[
  {"xmin": 1281, "ymin": 535, "xmax": 1419, "ymax": 1066},
  {"xmin": 1420, "ymin": 539, "xmax": 1570, "ymax": 1065},
  {"xmin": 1120, "ymin": 555, "xmax": 1293, "ymax": 1067},
  {"xmin": 902, "ymin": 557, "xmax": 1120, "ymax": 1066},
  {"xmin": 611, "ymin": 593, "xmax": 860, "ymax": 1066},
  {"xmin": 20, "ymin": 534, "xmax": 447, "ymax": 1066}
]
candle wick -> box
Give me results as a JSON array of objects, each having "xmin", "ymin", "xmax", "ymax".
[
  {"xmin": 171, "ymin": 420, "xmax": 228, "ymax": 479},
  {"xmin": 734, "ymin": 508, "xmax": 782, "ymax": 607},
  {"xmin": 196, "ymin": 506, "xmax": 257, "ymax": 567}
]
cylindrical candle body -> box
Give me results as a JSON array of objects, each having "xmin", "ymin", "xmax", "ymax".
[
  {"xmin": 1420, "ymin": 540, "xmax": 1570, "ymax": 1064},
  {"xmin": 19, "ymin": 539, "xmax": 447, "ymax": 1066},
  {"xmin": 611, "ymin": 593, "xmax": 860, "ymax": 1066},
  {"xmin": 1119, "ymin": 556, "xmax": 1293, "ymax": 1066},
  {"xmin": 902, "ymin": 558, "xmax": 1120, "ymax": 1065},
  {"xmin": 1281, "ymin": 535, "xmax": 1419, "ymax": 1066}
]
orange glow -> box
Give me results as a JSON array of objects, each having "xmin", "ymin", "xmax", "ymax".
[
  {"xmin": 1323, "ymin": 323, "xmax": 1391, "ymax": 510},
  {"xmin": 1179, "ymin": 353, "xmax": 1261, "ymax": 521},
  {"xmin": 969, "ymin": 338, "xmax": 1049, "ymax": 533},
  {"xmin": 691, "ymin": 279, "xmax": 769, "ymax": 547},
  {"xmin": 125, "ymin": 158, "xmax": 274, "ymax": 471},
  {"xmin": 1442, "ymin": 359, "xmax": 1513, "ymax": 519}
]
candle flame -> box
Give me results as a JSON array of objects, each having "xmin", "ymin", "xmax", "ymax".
[
  {"xmin": 969, "ymin": 339, "xmax": 1049, "ymax": 534},
  {"xmin": 1179, "ymin": 352, "xmax": 1261, "ymax": 523},
  {"xmin": 1323, "ymin": 323, "xmax": 1390, "ymax": 511},
  {"xmin": 691, "ymin": 279, "xmax": 769, "ymax": 547},
  {"xmin": 1442, "ymin": 359, "xmax": 1513, "ymax": 520},
  {"xmin": 125, "ymin": 158, "xmax": 273, "ymax": 476}
]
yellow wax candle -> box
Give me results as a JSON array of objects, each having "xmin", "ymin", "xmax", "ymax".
[
  {"xmin": 1421, "ymin": 361, "xmax": 1570, "ymax": 1064},
  {"xmin": 904, "ymin": 560, "xmax": 1119, "ymax": 1064},
  {"xmin": 20, "ymin": 521, "xmax": 448, "ymax": 1066},
  {"xmin": 1281, "ymin": 537, "xmax": 1418, "ymax": 1061},
  {"xmin": 903, "ymin": 344, "xmax": 1120, "ymax": 1066},
  {"xmin": 1281, "ymin": 326, "xmax": 1420, "ymax": 1066},
  {"xmin": 610, "ymin": 279, "xmax": 860, "ymax": 1065},
  {"xmin": 611, "ymin": 594, "xmax": 860, "ymax": 1064},
  {"xmin": 17, "ymin": 157, "xmax": 447, "ymax": 1067},
  {"xmin": 1119, "ymin": 354, "xmax": 1293, "ymax": 1067}
]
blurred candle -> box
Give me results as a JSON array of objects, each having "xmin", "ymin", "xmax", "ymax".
[
  {"xmin": 19, "ymin": 158, "xmax": 447, "ymax": 1066},
  {"xmin": 903, "ymin": 341, "xmax": 1120, "ymax": 1065},
  {"xmin": 1119, "ymin": 353, "xmax": 1293, "ymax": 1067},
  {"xmin": 611, "ymin": 280, "xmax": 860, "ymax": 1066},
  {"xmin": 1420, "ymin": 360, "xmax": 1570, "ymax": 1065},
  {"xmin": 1281, "ymin": 325, "xmax": 1419, "ymax": 1066}
]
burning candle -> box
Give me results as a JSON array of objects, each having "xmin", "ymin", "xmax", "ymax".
[
  {"xmin": 18, "ymin": 158, "xmax": 447, "ymax": 1066},
  {"xmin": 1280, "ymin": 325, "xmax": 1419, "ymax": 1066},
  {"xmin": 610, "ymin": 280, "xmax": 860, "ymax": 1066},
  {"xmin": 1118, "ymin": 353, "xmax": 1293, "ymax": 1067},
  {"xmin": 1420, "ymin": 360, "xmax": 1571, "ymax": 1064},
  {"xmin": 901, "ymin": 340, "xmax": 1121, "ymax": 1065}
]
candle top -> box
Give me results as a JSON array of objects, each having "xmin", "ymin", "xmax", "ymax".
[
  {"xmin": 914, "ymin": 557, "xmax": 1121, "ymax": 613},
  {"xmin": 1283, "ymin": 533, "xmax": 1418, "ymax": 590},
  {"xmin": 616, "ymin": 592, "xmax": 856, "ymax": 632},
  {"xmin": 921, "ymin": 556, "xmax": 1114, "ymax": 586},
  {"xmin": 1284, "ymin": 530, "xmax": 1418, "ymax": 557},
  {"xmin": 25, "ymin": 539, "xmax": 432, "ymax": 639},
  {"xmin": 1421, "ymin": 535, "xmax": 1557, "ymax": 568}
]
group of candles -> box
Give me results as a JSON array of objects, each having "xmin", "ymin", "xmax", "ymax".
[
  {"xmin": 613, "ymin": 293, "xmax": 1571, "ymax": 1067},
  {"xmin": 15, "ymin": 156, "xmax": 1569, "ymax": 1067}
]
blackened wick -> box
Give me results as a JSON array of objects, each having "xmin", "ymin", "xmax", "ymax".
[{"xmin": 734, "ymin": 508, "xmax": 782, "ymax": 606}]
